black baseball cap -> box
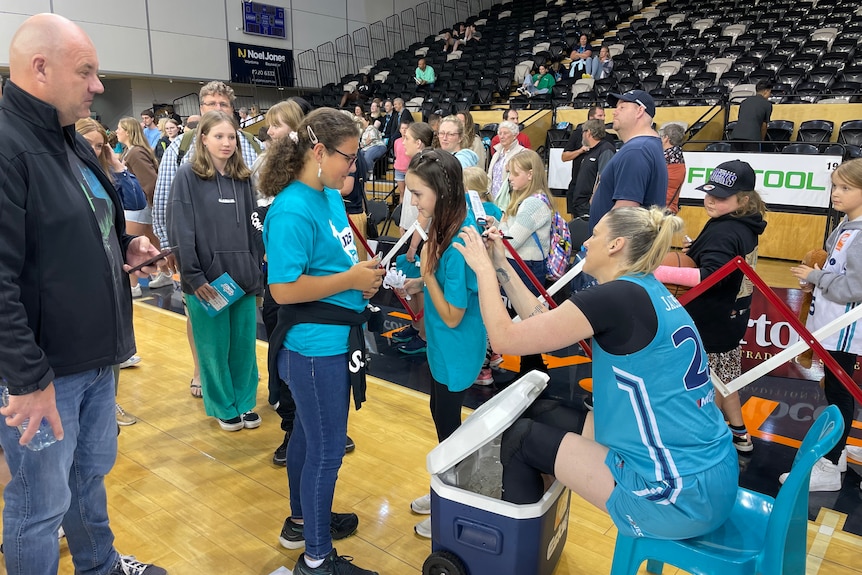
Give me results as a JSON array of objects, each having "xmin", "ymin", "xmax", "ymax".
[
  {"xmin": 607, "ymin": 90, "xmax": 656, "ymax": 117},
  {"xmin": 696, "ymin": 160, "xmax": 756, "ymax": 198}
]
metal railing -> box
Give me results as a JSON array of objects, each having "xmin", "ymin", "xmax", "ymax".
[{"xmin": 291, "ymin": 0, "xmax": 496, "ymax": 89}]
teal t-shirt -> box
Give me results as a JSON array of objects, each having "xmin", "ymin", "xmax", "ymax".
[
  {"xmin": 424, "ymin": 211, "xmax": 487, "ymax": 391},
  {"xmin": 263, "ymin": 181, "xmax": 364, "ymax": 356}
]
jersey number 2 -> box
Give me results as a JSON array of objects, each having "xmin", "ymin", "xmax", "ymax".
[{"xmin": 671, "ymin": 325, "xmax": 710, "ymax": 391}]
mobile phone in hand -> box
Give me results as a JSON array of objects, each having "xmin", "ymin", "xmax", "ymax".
[{"xmin": 127, "ymin": 247, "xmax": 174, "ymax": 274}]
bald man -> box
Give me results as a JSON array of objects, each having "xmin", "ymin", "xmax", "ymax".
[{"xmin": 0, "ymin": 14, "xmax": 167, "ymax": 575}]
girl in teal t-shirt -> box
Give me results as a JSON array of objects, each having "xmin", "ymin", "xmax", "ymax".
[
  {"xmin": 400, "ymin": 149, "xmax": 486, "ymax": 538},
  {"xmin": 258, "ymin": 108, "xmax": 384, "ymax": 574}
]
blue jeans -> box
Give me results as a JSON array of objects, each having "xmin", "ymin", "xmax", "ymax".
[
  {"xmin": 0, "ymin": 367, "xmax": 119, "ymax": 575},
  {"xmin": 361, "ymin": 144, "xmax": 387, "ymax": 172},
  {"xmin": 278, "ymin": 349, "xmax": 349, "ymax": 561}
]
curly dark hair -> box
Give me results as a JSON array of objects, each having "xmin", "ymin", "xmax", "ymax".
[
  {"xmin": 258, "ymin": 107, "xmax": 359, "ymax": 197},
  {"xmin": 407, "ymin": 149, "xmax": 466, "ymax": 274}
]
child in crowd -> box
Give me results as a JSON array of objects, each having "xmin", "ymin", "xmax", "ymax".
[
  {"xmin": 167, "ymin": 110, "xmax": 262, "ymax": 432},
  {"xmin": 789, "ymin": 158, "xmax": 862, "ymax": 491},
  {"xmin": 393, "ymin": 120, "xmax": 411, "ymax": 210},
  {"xmin": 260, "ymin": 108, "xmax": 383, "ymax": 575},
  {"xmin": 654, "ymin": 160, "xmax": 767, "ymax": 454},
  {"xmin": 399, "ymin": 150, "xmax": 486, "ymax": 539}
]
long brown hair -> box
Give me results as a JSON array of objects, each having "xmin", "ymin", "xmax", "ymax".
[
  {"xmin": 407, "ymin": 149, "xmax": 467, "ymax": 273},
  {"xmin": 190, "ymin": 110, "xmax": 251, "ymax": 181},
  {"xmin": 259, "ymin": 108, "xmax": 359, "ymax": 197},
  {"xmin": 118, "ymin": 117, "xmax": 157, "ymax": 165},
  {"xmin": 75, "ymin": 118, "xmax": 112, "ymax": 178}
]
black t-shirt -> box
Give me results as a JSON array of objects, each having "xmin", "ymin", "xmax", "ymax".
[
  {"xmin": 732, "ymin": 95, "xmax": 772, "ymax": 141},
  {"xmin": 568, "ymin": 280, "xmax": 657, "ymax": 355},
  {"xmin": 343, "ymin": 153, "xmax": 367, "ymax": 215}
]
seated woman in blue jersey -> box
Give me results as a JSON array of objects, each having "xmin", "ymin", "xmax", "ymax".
[{"xmin": 454, "ymin": 206, "xmax": 738, "ymax": 541}]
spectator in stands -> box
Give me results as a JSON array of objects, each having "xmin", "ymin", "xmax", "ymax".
[
  {"xmin": 388, "ymin": 98, "xmax": 414, "ymax": 149},
  {"xmin": 457, "ymin": 109, "xmax": 487, "ymax": 168},
  {"xmin": 442, "ymin": 22, "xmax": 465, "ymax": 53},
  {"xmin": 594, "ymin": 46, "xmax": 614, "ymax": 80},
  {"xmin": 414, "ymin": 58, "xmax": 436, "ymax": 90},
  {"xmin": 731, "ymin": 81, "xmax": 772, "ymax": 152},
  {"xmin": 589, "ymin": 90, "xmax": 667, "ymax": 233},
  {"xmin": 353, "ymin": 104, "xmax": 364, "ymax": 120},
  {"xmin": 427, "ymin": 112, "xmax": 443, "ymax": 148},
  {"xmin": 141, "ymin": 108, "xmax": 161, "ymax": 149},
  {"xmin": 247, "ymin": 104, "xmax": 264, "ymax": 125},
  {"xmin": 659, "ymin": 123, "xmax": 687, "ymax": 214},
  {"xmin": 340, "ymin": 74, "xmax": 373, "ymax": 109},
  {"xmin": 155, "ymin": 117, "xmax": 181, "ymax": 163},
  {"xmin": 464, "ymin": 22, "xmax": 481, "ymax": 44},
  {"xmin": 563, "ymin": 105, "xmax": 610, "ymax": 213},
  {"xmin": 488, "ymin": 120, "xmax": 526, "ymax": 210},
  {"xmin": 359, "ymin": 114, "xmax": 387, "ymax": 177},
  {"xmin": 380, "ymin": 99, "xmax": 395, "ymax": 145},
  {"xmin": 238, "ymin": 107, "xmax": 251, "ymax": 127},
  {"xmin": 569, "ymin": 119, "xmax": 616, "ymax": 219},
  {"xmin": 185, "ymin": 114, "xmax": 201, "ymax": 130},
  {"xmin": 438, "ymin": 116, "xmax": 478, "ymax": 168},
  {"xmin": 369, "ymin": 98, "xmax": 384, "ymax": 129},
  {"xmin": 517, "ymin": 63, "xmax": 556, "ymax": 98},
  {"xmin": 569, "ymin": 35, "xmax": 598, "ymax": 78},
  {"xmin": 490, "ymin": 108, "xmax": 532, "ymax": 153}
]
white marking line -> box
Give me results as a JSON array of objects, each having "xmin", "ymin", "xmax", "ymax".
[{"xmin": 807, "ymin": 510, "xmax": 840, "ymax": 575}]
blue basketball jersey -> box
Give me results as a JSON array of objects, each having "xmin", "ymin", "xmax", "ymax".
[{"xmin": 592, "ymin": 275, "xmax": 733, "ymax": 505}]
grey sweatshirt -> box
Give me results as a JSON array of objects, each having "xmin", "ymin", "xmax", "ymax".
[{"xmin": 167, "ymin": 163, "xmax": 262, "ymax": 296}]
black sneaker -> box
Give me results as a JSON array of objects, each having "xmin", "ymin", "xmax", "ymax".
[
  {"xmin": 110, "ymin": 554, "xmax": 167, "ymax": 575},
  {"xmin": 294, "ymin": 548, "xmax": 378, "ymax": 575},
  {"xmin": 279, "ymin": 512, "xmax": 360, "ymax": 549},
  {"xmin": 395, "ymin": 335, "xmax": 427, "ymax": 355},
  {"xmin": 273, "ymin": 434, "xmax": 289, "ymax": 466},
  {"xmin": 391, "ymin": 325, "xmax": 419, "ymax": 343},
  {"xmin": 345, "ymin": 435, "xmax": 355, "ymax": 454}
]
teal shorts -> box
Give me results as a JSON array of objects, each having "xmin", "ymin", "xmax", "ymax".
[{"xmin": 605, "ymin": 445, "xmax": 738, "ymax": 539}]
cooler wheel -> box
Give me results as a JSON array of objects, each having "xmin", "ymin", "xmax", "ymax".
[{"xmin": 422, "ymin": 550, "xmax": 467, "ymax": 575}]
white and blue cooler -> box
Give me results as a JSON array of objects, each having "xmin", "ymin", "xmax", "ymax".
[{"xmin": 422, "ymin": 371, "xmax": 571, "ymax": 575}]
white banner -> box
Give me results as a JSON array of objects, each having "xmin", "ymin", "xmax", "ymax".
[
  {"xmin": 547, "ymin": 149, "xmax": 840, "ymax": 208},
  {"xmin": 680, "ymin": 152, "xmax": 840, "ymax": 208},
  {"xmin": 548, "ymin": 148, "xmax": 573, "ymax": 190}
]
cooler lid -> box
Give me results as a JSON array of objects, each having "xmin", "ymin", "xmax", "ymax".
[{"xmin": 426, "ymin": 370, "xmax": 549, "ymax": 475}]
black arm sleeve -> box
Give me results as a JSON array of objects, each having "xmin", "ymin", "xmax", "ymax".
[{"xmin": 568, "ymin": 281, "xmax": 658, "ymax": 354}]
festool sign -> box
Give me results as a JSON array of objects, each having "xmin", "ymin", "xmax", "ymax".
[{"xmin": 681, "ymin": 152, "xmax": 840, "ymax": 208}]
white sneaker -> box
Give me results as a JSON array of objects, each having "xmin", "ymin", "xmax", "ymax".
[
  {"xmin": 119, "ymin": 355, "xmax": 141, "ymax": 369},
  {"xmin": 838, "ymin": 448, "xmax": 847, "ymax": 473},
  {"xmin": 410, "ymin": 493, "xmax": 431, "ymax": 515},
  {"xmin": 846, "ymin": 444, "xmax": 862, "ymax": 464},
  {"xmin": 147, "ymin": 272, "xmax": 174, "ymax": 288},
  {"xmin": 130, "ymin": 284, "xmax": 142, "ymax": 298},
  {"xmin": 414, "ymin": 516, "xmax": 432, "ymax": 539},
  {"xmin": 779, "ymin": 457, "xmax": 842, "ymax": 492}
]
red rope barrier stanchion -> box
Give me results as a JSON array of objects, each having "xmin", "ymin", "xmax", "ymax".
[{"xmin": 678, "ymin": 256, "xmax": 862, "ymax": 404}]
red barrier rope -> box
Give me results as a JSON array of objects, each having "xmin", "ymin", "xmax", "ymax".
[
  {"xmin": 678, "ymin": 257, "xmax": 862, "ymax": 404},
  {"xmin": 501, "ymin": 238, "xmax": 592, "ymax": 358}
]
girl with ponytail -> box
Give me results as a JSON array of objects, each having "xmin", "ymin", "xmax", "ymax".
[{"xmin": 454, "ymin": 206, "xmax": 738, "ymax": 541}]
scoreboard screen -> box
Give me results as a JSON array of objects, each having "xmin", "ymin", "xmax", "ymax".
[{"xmin": 243, "ymin": 2, "xmax": 286, "ymax": 39}]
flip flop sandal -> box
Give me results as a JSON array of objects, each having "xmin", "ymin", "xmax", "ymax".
[{"xmin": 190, "ymin": 379, "xmax": 203, "ymax": 398}]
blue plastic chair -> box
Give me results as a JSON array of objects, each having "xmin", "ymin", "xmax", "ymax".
[{"xmin": 610, "ymin": 405, "xmax": 844, "ymax": 575}]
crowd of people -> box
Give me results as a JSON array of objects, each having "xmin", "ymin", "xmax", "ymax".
[{"xmin": 1, "ymin": 11, "xmax": 860, "ymax": 575}]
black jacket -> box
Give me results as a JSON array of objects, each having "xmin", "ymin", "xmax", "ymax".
[
  {"xmin": 685, "ymin": 212, "xmax": 767, "ymax": 353},
  {"xmin": 0, "ymin": 82, "xmax": 136, "ymax": 394}
]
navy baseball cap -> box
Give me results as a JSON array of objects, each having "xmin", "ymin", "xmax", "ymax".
[
  {"xmin": 607, "ymin": 90, "xmax": 656, "ymax": 117},
  {"xmin": 696, "ymin": 160, "xmax": 756, "ymax": 198}
]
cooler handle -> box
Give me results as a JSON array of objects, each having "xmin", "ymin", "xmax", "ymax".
[{"xmin": 454, "ymin": 518, "xmax": 503, "ymax": 554}]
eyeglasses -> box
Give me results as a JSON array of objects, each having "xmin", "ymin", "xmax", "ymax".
[
  {"xmin": 328, "ymin": 147, "xmax": 358, "ymax": 165},
  {"xmin": 438, "ymin": 131, "xmax": 461, "ymax": 138},
  {"xmin": 201, "ymin": 101, "xmax": 232, "ymax": 110}
]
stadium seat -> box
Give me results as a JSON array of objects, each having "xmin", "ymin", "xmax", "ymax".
[
  {"xmin": 766, "ymin": 120, "xmax": 795, "ymax": 152},
  {"xmin": 705, "ymin": 142, "xmax": 732, "ymax": 152},
  {"xmin": 839, "ymin": 120, "xmax": 862, "ymax": 146},
  {"xmin": 782, "ymin": 143, "xmax": 820, "ymax": 154}
]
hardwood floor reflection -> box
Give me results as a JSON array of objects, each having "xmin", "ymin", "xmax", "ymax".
[{"xmin": 0, "ymin": 299, "xmax": 860, "ymax": 574}]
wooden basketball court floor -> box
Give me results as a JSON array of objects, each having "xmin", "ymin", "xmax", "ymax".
[{"xmin": 0, "ymin": 259, "xmax": 861, "ymax": 574}]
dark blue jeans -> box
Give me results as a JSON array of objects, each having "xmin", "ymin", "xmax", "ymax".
[
  {"xmin": 0, "ymin": 366, "xmax": 119, "ymax": 575},
  {"xmin": 278, "ymin": 348, "xmax": 349, "ymax": 561}
]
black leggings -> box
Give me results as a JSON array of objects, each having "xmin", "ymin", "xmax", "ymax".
[
  {"xmin": 430, "ymin": 378, "xmax": 467, "ymax": 443},
  {"xmin": 501, "ymin": 400, "xmax": 584, "ymax": 504},
  {"xmin": 823, "ymin": 350, "xmax": 859, "ymax": 464},
  {"xmin": 262, "ymin": 287, "xmax": 296, "ymax": 434}
]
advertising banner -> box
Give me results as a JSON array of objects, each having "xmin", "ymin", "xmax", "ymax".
[{"xmin": 229, "ymin": 42, "xmax": 293, "ymax": 87}]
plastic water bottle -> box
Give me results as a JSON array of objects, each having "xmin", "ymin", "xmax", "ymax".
[{"xmin": 0, "ymin": 385, "xmax": 58, "ymax": 451}]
